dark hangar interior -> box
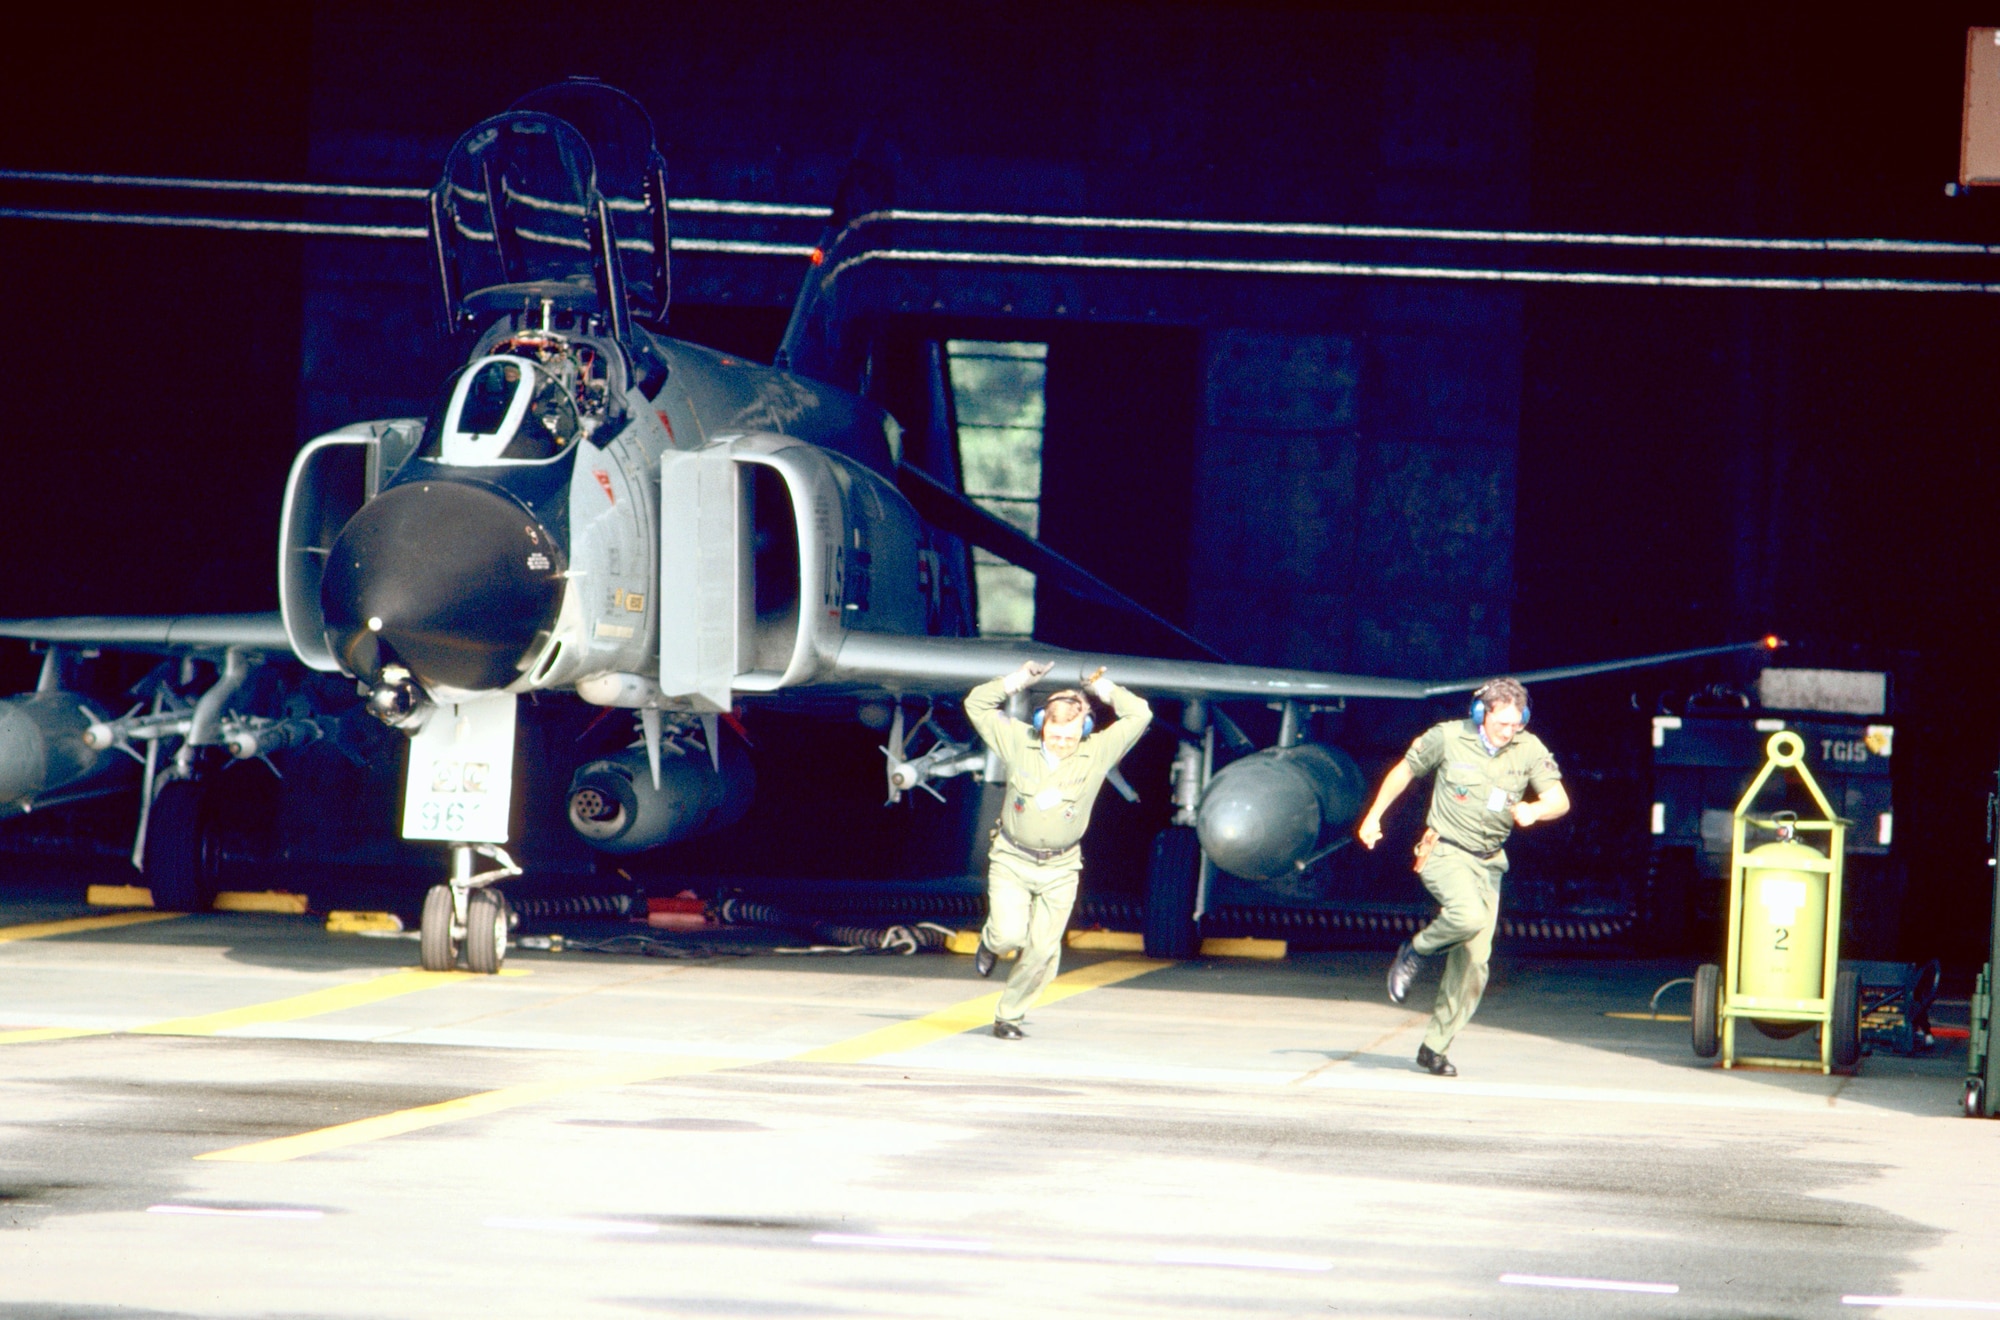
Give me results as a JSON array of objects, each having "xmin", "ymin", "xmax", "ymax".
[{"xmin": 3, "ymin": 4, "xmax": 1998, "ymax": 972}]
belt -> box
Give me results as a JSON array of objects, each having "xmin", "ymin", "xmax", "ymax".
[
  {"xmin": 999, "ymin": 830, "xmax": 1080, "ymax": 863},
  {"xmin": 1436, "ymin": 834, "xmax": 1503, "ymax": 862}
]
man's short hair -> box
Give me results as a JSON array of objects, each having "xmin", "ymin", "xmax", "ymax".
[
  {"xmin": 1041, "ymin": 690, "xmax": 1087, "ymax": 725},
  {"xmin": 1474, "ymin": 677, "xmax": 1530, "ymax": 718}
]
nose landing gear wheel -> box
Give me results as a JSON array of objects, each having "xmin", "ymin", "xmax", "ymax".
[
  {"xmin": 465, "ymin": 888, "xmax": 509, "ymax": 974},
  {"xmin": 1692, "ymin": 962, "xmax": 1721, "ymax": 1059},
  {"xmin": 419, "ymin": 884, "xmax": 458, "ymax": 972},
  {"xmin": 1966, "ymin": 1078, "xmax": 1986, "ymax": 1119}
]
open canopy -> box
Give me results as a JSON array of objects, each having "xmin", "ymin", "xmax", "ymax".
[{"xmin": 430, "ymin": 81, "xmax": 669, "ymax": 338}]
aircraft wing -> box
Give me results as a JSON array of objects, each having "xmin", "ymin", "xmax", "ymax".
[
  {"xmin": 827, "ymin": 631, "xmax": 1772, "ymax": 701},
  {"xmin": 0, "ymin": 613, "xmax": 294, "ymax": 655}
]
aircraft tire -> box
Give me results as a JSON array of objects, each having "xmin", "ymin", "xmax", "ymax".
[
  {"xmin": 464, "ymin": 889, "xmax": 509, "ymax": 975},
  {"xmin": 1966, "ymin": 1078, "xmax": 1986, "ymax": 1119},
  {"xmin": 144, "ymin": 780, "xmax": 213, "ymax": 913},
  {"xmin": 1143, "ymin": 825, "xmax": 1202, "ymax": 960},
  {"xmin": 1830, "ymin": 963, "xmax": 1862, "ymax": 1072},
  {"xmin": 1692, "ymin": 962, "xmax": 1721, "ymax": 1058},
  {"xmin": 420, "ymin": 884, "xmax": 458, "ymax": 972}
]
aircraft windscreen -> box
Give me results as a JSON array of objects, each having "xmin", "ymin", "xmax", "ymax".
[
  {"xmin": 415, "ymin": 357, "xmax": 580, "ymax": 466},
  {"xmin": 437, "ymin": 113, "xmax": 603, "ymax": 307}
]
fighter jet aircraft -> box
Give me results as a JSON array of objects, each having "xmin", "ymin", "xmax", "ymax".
[{"xmin": 0, "ymin": 81, "xmax": 1768, "ymax": 972}]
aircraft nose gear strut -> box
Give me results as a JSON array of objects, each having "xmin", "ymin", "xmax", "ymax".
[{"xmin": 420, "ymin": 842, "xmax": 523, "ymax": 974}]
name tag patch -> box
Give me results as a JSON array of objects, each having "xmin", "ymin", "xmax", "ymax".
[{"xmin": 1486, "ymin": 787, "xmax": 1509, "ymax": 812}]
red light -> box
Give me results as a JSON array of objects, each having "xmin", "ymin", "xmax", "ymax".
[
  {"xmin": 809, "ymin": 247, "xmax": 825, "ymax": 266},
  {"xmin": 1763, "ymin": 634, "xmax": 1783, "ymax": 650}
]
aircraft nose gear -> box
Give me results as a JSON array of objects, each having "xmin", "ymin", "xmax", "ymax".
[{"xmin": 419, "ymin": 842, "xmax": 523, "ymax": 974}]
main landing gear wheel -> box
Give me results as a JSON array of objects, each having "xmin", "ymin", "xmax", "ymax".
[
  {"xmin": 145, "ymin": 779, "xmax": 214, "ymax": 913},
  {"xmin": 420, "ymin": 884, "xmax": 458, "ymax": 972},
  {"xmin": 1143, "ymin": 825, "xmax": 1202, "ymax": 960},
  {"xmin": 1829, "ymin": 963, "xmax": 1862, "ymax": 1072},
  {"xmin": 1691, "ymin": 963, "xmax": 1721, "ymax": 1059},
  {"xmin": 1966, "ymin": 1078, "xmax": 1986, "ymax": 1119},
  {"xmin": 464, "ymin": 888, "xmax": 509, "ymax": 975}
]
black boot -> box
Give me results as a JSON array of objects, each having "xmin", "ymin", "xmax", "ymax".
[
  {"xmin": 1386, "ymin": 941, "xmax": 1426, "ymax": 1004},
  {"xmin": 993, "ymin": 1020, "xmax": 1025, "ymax": 1040},
  {"xmin": 1416, "ymin": 1044, "xmax": 1456, "ymax": 1076},
  {"xmin": 975, "ymin": 941, "xmax": 998, "ymax": 978}
]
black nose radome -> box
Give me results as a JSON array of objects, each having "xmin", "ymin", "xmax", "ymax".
[{"xmin": 321, "ymin": 481, "xmax": 566, "ymax": 692}]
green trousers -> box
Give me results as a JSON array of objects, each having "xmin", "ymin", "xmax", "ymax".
[
  {"xmin": 1409, "ymin": 845, "xmax": 1504, "ymax": 1052},
  {"xmin": 981, "ymin": 838, "xmax": 1082, "ymax": 1024}
]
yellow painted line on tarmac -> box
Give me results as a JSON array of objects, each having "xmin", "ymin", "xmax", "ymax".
[
  {"xmin": 795, "ymin": 956, "xmax": 1170, "ymax": 1065},
  {"xmin": 2, "ymin": 965, "xmax": 526, "ymax": 1048},
  {"xmin": 1604, "ymin": 1011, "xmax": 1692, "ymax": 1023},
  {"xmin": 131, "ymin": 969, "xmax": 480, "ymax": 1037},
  {"xmin": 196, "ymin": 955, "xmax": 1173, "ymax": 1163},
  {"xmin": 198, "ymin": 1056, "xmax": 750, "ymax": 1163},
  {"xmin": 0, "ymin": 911, "xmax": 185, "ymax": 942},
  {"xmin": 0, "ymin": 1026, "xmax": 110, "ymax": 1045}
]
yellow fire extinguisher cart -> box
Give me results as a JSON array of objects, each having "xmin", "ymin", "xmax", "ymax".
[{"xmin": 1691, "ymin": 731, "xmax": 1863, "ymax": 1073}]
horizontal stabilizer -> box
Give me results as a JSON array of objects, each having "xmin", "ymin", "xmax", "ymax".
[{"xmin": 1497, "ymin": 640, "xmax": 1780, "ymax": 692}]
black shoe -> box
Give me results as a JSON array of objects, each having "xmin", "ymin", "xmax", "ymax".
[
  {"xmin": 993, "ymin": 1020, "xmax": 1024, "ymax": 1040},
  {"xmin": 974, "ymin": 941, "xmax": 998, "ymax": 978},
  {"xmin": 1416, "ymin": 1044, "xmax": 1456, "ymax": 1077},
  {"xmin": 1386, "ymin": 941, "xmax": 1424, "ymax": 1004}
]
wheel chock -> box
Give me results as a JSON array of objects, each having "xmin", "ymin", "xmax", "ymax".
[
  {"xmin": 325, "ymin": 910, "xmax": 404, "ymax": 933},
  {"xmin": 1066, "ymin": 929, "xmax": 1145, "ymax": 951},
  {"xmin": 212, "ymin": 891, "xmax": 310, "ymax": 914},
  {"xmin": 1199, "ymin": 936, "xmax": 1287, "ymax": 960},
  {"xmin": 87, "ymin": 884, "xmax": 154, "ymax": 908}
]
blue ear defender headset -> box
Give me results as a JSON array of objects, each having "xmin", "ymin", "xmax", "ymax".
[
  {"xmin": 1033, "ymin": 691, "xmax": 1095, "ymax": 739},
  {"xmin": 1470, "ymin": 681, "xmax": 1529, "ymax": 727}
]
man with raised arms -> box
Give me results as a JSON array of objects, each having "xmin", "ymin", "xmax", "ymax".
[{"xmin": 964, "ymin": 660, "xmax": 1152, "ymax": 1039}]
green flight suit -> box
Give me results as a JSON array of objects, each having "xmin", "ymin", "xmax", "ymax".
[
  {"xmin": 1403, "ymin": 719, "xmax": 1562, "ymax": 1052},
  {"xmin": 965, "ymin": 675, "xmax": 1153, "ymax": 1024}
]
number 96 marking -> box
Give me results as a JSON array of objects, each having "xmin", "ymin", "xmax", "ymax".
[{"xmin": 418, "ymin": 800, "xmax": 469, "ymax": 833}]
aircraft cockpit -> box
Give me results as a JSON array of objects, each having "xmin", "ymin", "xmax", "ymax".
[
  {"xmin": 414, "ymin": 329, "xmax": 619, "ymax": 466},
  {"xmin": 429, "ymin": 80, "xmax": 670, "ymax": 344}
]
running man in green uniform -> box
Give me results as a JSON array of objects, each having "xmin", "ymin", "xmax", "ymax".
[
  {"xmin": 1356, "ymin": 677, "xmax": 1568, "ymax": 1076},
  {"xmin": 964, "ymin": 660, "xmax": 1153, "ymax": 1039}
]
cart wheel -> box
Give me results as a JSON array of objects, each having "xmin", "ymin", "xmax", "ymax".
[
  {"xmin": 1966, "ymin": 1078, "xmax": 1986, "ymax": 1119},
  {"xmin": 1830, "ymin": 964, "xmax": 1862, "ymax": 1071},
  {"xmin": 1692, "ymin": 963, "xmax": 1721, "ymax": 1058}
]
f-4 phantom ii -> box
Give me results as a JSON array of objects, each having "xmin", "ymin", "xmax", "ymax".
[{"xmin": 0, "ymin": 81, "xmax": 1770, "ymax": 972}]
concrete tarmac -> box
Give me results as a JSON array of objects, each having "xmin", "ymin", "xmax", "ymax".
[{"xmin": 0, "ymin": 887, "xmax": 1993, "ymax": 1319}]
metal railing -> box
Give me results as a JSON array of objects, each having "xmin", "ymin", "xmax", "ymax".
[{"xmin": 5, "ymin": 168, "xmax": 1998, "ymax": 296}]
